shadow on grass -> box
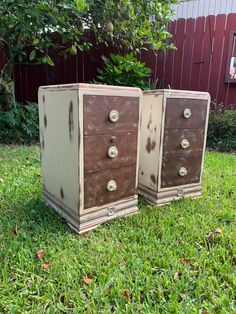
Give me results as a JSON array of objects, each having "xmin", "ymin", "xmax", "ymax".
[{"xmin": 4, "ymin": 195, "xmax": 73, "ymax": 240}]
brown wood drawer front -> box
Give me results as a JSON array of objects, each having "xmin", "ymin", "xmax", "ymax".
[
  {"xmin": 84, "ymin": 132, "xmax": 137, "ymax": 173},
  {"xmin": 83, "ymin": 95, "xmax": 139, "ymax": 135},
  {"xmin": 161, "ymin": 157, "xmax": 202, "ymax": 188},
  {"xmin": 163, "ymin": 129, "xmax": 204, "ymax": 159},
  {"xmin": 165, "ymin": 98, "xmax": 208, "ymax": 130},
  {"xmin": 84, "ymin": 166, "xmax": 136, "ymax": 209}
]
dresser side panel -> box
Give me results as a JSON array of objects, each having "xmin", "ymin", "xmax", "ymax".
[
  {"xmin": 139, "ymin": 93, "xmax": 163, "ymax": 191},
  {"xmin": 38, "ymin": 88, "xmax": 80, "ymax": 213}
]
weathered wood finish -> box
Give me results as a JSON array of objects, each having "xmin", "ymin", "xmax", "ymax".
[
  {"xmin": 138, "ymin": 92, "xmax": 163, "ymax": 192},
  {"xmin": 39, "ymin": 83, "xmax": 142, "ymax": 234},
  {"xmin": 84, "ymin": 132, "xmax": 137, "ymax": 173},
  {"xmin": 84, "ymin": 166, "xmax": 136, "ymax": 209},
  {"xmin": 163, "ymin": 129, "xmax": 204, "ymax": 159},
  {"xmin": 83, "ymin": 95, "xmax": 139, "ymax": 135},
  {"xmin": 165, "ymin": 98, "xmax": 208, "ymax": 130},
  {"xmin": 138, "ymin": 89, "xmax": 210, "ymax": 205},
  {"xmin": 161, "ymin": 157, "xmax": 202, "ymax": 188}
]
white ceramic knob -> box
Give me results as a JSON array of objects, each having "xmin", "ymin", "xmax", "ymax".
[
  {"xmin": 109, "ymin": 110, "xmax": 119, "ymax": 122},
  {"xmin": 108, "ymin": 146, "xmax": 118, "ymax": 158},
  {"xmin": 179, "ymin": 167, "xmax": 188, "ymax": 177},
  {"xmin": 107, "ymin": 180, "xmax": 117, "ymax": 192},
  {"xmin": 183, "ymin": 108, "xmax": 192, "ymax": 119},
  {"xmin": 181, "ymin": 139, "xmax": 190, "ymax": 149}
]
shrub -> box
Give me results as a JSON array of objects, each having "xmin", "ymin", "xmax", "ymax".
[
  {"xmin": 0, "ymin": 102, "xmax": 39, "ymax": 144},
  {"xmin": 207, "ymin": 109, "xmax": 236, "ymax": 151},
  {"xmin": 96, "ymin": 53, "xmax": 152, "ymax": 90}
]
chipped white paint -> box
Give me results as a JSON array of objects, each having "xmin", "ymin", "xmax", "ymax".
[
  {"xmin": 139, "ymin": 89, "xmax": 210, "ymax": 205},
  {"xmin": 38, "ymin": 89, "xmax": 80, "ymax": 212},
  {"xmin": 38, "ymin": 83, "xmax": 142, "ymax": 234},
  {"xmin": 139, "ymin": 92, "xmax": 163, "ymax": 191}
]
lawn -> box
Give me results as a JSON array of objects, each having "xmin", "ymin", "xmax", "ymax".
[{"xmin": 0, "ymin": 145, "xmax": 235, "ymax": 314}]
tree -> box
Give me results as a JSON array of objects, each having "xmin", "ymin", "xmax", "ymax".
[{"xmin": 0, "ymin": 0, "xmax": 178, "ymax": 110}]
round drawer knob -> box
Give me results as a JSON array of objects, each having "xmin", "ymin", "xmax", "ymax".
[
  {"xmin": 108, "ymin": 146, "xmax": 118, "ymax": 158},
  {"xmin": 107, "ymin": 180, "xmax": 117, "ymax": 192},
  {"xmin": 181, "ymin": 139, "xmax": 190, "ymax": 149},
  {"xmin": 183, "ymin": 108, "xmax": 192, "ymax": 119},
  {"xmin": 109, "ymin": 110, "xmax": 119, "ymax": 123},
  {"xmin": 179, "ymin": 167, "xmax": 188, "ymax": 177}
]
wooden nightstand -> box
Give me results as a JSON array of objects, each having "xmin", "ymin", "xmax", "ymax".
[
  {"xmin": 139, "ymin": 89, "xmax": 210, "ymax": 205},
  {"xmin": 38, "ymin": 83, "xmax": 142, "ymax": 234}
]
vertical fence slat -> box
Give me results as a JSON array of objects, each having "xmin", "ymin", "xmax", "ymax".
[
  {"xmin": 181, "ymin": 18, "xmax": 195, "ymax": 90},
  {"xmin": 164, "ymin": 20, "xmax": 176, "ymax": 88},
  {"xmin": 172, "ymin": 18, "xmax": 186, "ymax": 89},
  {"xmin": 189, "ymin": 16, "xmax": 205, "ymax": 91},
  {"xmin": 208, "ymin": 14, "xmax": 226, "ymax": 103},
  {"xmin": 198, "ymin": 15, "xmax": 215, "ymax": 92}
]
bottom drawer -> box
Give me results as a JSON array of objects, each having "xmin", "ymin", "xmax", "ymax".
[
  {"xmin": 84, "ymin": 166, "xmax": 136, "ymax": 209},
  {"xmin": 161, "ymin": 157, "xmax": 202, "ymax": 188}
]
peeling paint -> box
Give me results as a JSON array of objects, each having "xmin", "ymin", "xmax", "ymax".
[
  {"xmin": 44, "ymin": 114, "xmax": 47, "ymax": 128},
  {"xmin": 150, "ymin": 174, "xmax": 156, "ymax": 184},
  {"xmin": 60, "ymin": 187, "xmax": 64, "ymax": 199},
  {"xmin": 69, "ymin": 101, "xmax": 74, "ymax": 141},
  {"xmin": 146, "ymin": 137, "xmax": 156, "ymax": 153}
]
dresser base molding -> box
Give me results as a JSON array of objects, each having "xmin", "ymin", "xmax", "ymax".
[
  {"xmin": 138, "ymin": 184, "xmax": 202, "ymax": 206},
  {"xmin": 42, "ymin": 189, "xmax": 139, "ymax": 234}
]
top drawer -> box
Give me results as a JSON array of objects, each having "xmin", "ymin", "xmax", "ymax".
[
  {"xmin": 165, "ymin": 98, "xmax": 208, "ymax": 130},
  {"xmin": 83, "ymin": 95, "xmax": 139, "ymax": 135}
]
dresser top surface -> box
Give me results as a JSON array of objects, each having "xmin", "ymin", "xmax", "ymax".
[
  {"xmin": 39, "ymin": 83, "xmax": 142, "ymax": 95},
  {"xmin": 143, "ymin": 89, "xmax": 210, "ymax": 99}
]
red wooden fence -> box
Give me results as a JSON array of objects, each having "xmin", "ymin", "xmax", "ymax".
[
  {"xmin": 140, "ymin": 13, "xmax": 236, "ymax": 108},
  {"xmin": 1, "ymin": 13, "xmax": 236, "ymax": 107}
]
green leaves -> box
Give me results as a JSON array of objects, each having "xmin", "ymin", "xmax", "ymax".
[
  {"xmin": 69, "ymin": 45, "xmax": 77, "ymax": 55},
  {"xmin": 1, "ymin": 0, "xmax": 177, "ymax": 109},
  {"xmin": 29, "ymin": 50, "xmax": 36, "ymax": 61},
  {"xmin": 1, "ymin": 0, "xmax": 176, "ymax": 67},
  {"xmin": 45, "ymin": 56, "xmax": 55, "ymax": 66},
  {"xmin": 75, "ymin": 0, "xmax": 88, "ymax": 11},
  {"xmin": 96, "ymin": 53, "xmax": 152, "ymax": 90}
]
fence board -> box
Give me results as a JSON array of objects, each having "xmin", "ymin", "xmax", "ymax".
[
  {"xmin": 208, "ymin": 14, "xmax": 226, "ymax": 102},
  {"xmin": 190, "ymin": 16, "xmax": 205, "ymax": 91},
  {"xmin": 181, "ymin": 18, "xmax": 195, "ymax": 90},
  {"xmin": 164, "ymin": 20, "xmax": 177, "ymax": 88},
  {"xmin": 198, "ymin": 15, "xmax": 215, "ymax": 92},
  {"xmin": 172, "ymin": 19, "xmax": 186, "ymax": 89}
]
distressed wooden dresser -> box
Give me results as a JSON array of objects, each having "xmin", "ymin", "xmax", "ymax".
[
  {"xmin": 139, "ymin": 89, "xmax": 210, "ymax": 205},
  {"xmin": 38, "ymin": 83, "xmax": 142, "ymax": 234}
]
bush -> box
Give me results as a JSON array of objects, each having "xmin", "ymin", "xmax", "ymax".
[
  {"xmin": 0, "ymin": 102, "xmax": 39, "ymax": 144},
  {"xmin": 96, "ymin": 53, "xmax": 152, "ymax": 90},
  {"xmin": 207, "ymin": 109, "xmax": 236, "ymax": 151}
]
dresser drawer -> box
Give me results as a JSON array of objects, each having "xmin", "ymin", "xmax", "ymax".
[
  {"xmin": 165, "ymin": 98, "xmax": 208, "ymax": 130},
  {"xmin": 161, "ymin": 157, "xmax": 202, "ymax": 188},
  {"xmin": 84, "ymin": 166, "xmax": 136, "ymax": 209},
  {"xmin": 83, "ymin": 95, "xmax": 139, "ymax": 135},
  {"xmin": 163, "ymin": 129, "xmax": 204, "ymax": 158},
  {"xmin": 84, "ymin": 132, "xmax": 137, "ymax": 173}
]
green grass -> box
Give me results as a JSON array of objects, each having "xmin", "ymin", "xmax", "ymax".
[{"xmin": 0, "ymin": 145, "xmax": 235, "ymax": 314}]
